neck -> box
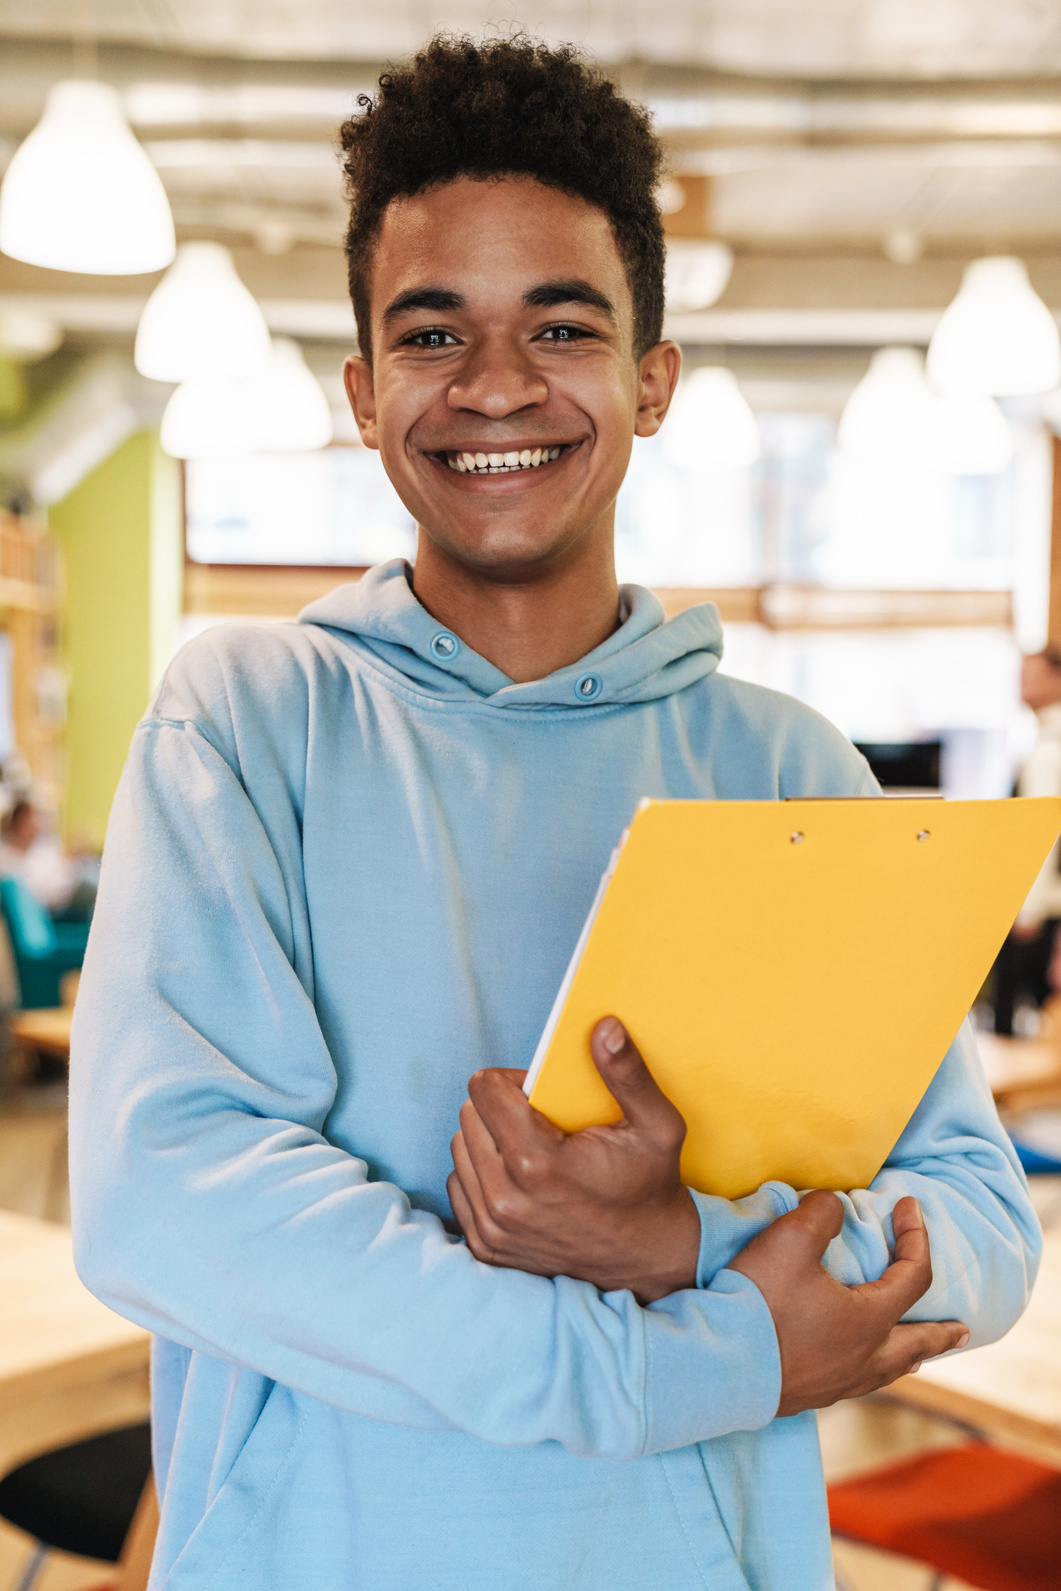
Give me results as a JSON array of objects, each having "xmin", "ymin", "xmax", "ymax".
[{"xmin": 411, "ymin": 520, "xmax": 621, "ymax": 684}]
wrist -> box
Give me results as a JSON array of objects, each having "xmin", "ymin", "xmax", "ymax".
[{"xmin": 631, "ymin": 1188, "xmax": 701, "ymax": 1303}]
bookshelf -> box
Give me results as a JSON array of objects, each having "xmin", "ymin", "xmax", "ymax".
[{"xmin": 0, "ymin": 512, "xmax": 64, "ymax": 809}]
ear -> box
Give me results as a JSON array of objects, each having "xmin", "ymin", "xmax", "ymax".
[
  {"xmin": 634, "ymin": 340, "xmax": 681, "ymax": 439},
  {"xmin": 343, "ymin": 354, "xmax": 379, "ymax": 450}
]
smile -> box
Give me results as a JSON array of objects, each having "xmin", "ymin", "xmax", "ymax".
[{"xmin": 440, "ymin": 446, "xmax": 568, "ymax": 474}]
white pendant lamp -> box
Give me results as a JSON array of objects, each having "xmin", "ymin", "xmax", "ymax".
[
  {"xmin": 161, "ymin": 338, "xmax": 333, "ymax": 459},
  {"xmin": 0, "ymin": 80, "xmax": 175, "ymax": 275},
  {"xmin": 927, "ymin": 256, "xmax": 1061, "ymax": 397},
  {"xmin": 135, "ymin": 242, "xmax": 272, "ymax": 382},
  {"xmin": 664, "ymin": 240, "xmax": 734, "ymax": 314},
  {"xmin": 933, "ymin": 393, "xmax": 1013, "ymax": 475},
  {"xmin": 838, "ymin": 348, "xmax": 939, "ymax": 464},
  {"xmin": 839, "ymin": 347, "xmax": 1013, "ymax": 474},
  {"xmin": 160, "ymin": 376, "xmax": 259, "ymax": 460},
  {"xmin": 661, "ymin": 367, "xmax": 759, "ymax": 468},
  {"xmin": 250, "ymin": 338, "xmax": 333, "ymax": 453}
]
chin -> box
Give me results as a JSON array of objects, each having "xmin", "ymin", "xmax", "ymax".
[{"xmin": 422, "ymin": 520, "xmax": 581, "ymax": 577}]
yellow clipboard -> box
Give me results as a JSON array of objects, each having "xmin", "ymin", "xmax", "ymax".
[{"xmin": 524, "ymin": 797, "xmax": 1061, "ymax": 1199}]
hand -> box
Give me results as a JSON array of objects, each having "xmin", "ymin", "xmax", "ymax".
[
  {"xmin": 447, "ymin": 1016, "xmax": 700, "ymax": 1303},
  {"xmin": 727, "ymin": 1189, "xmax": 969, "ymax": 1416}
]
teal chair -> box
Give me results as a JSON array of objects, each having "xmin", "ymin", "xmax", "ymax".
[{"xmin": 0, "ymin": 876, "xmax": 88, "ymax": 1009}]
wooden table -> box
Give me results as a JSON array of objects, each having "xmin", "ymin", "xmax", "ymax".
[
  {"xmin": 0, "ymin": 1209, "xmax": 150, "ymax": 1480},
  {"xmin": 9, "ymin": 1006, "xmax": 73, "ymax": 1065},
  {"xmin": 887, "ymin": 1232, "xmax": 1061, "ymax": 1469}
]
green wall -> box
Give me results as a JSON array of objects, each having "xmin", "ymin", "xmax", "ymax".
[{"xmin": 49, "ymin": 430, "xmax": 182, "ymax": 847}]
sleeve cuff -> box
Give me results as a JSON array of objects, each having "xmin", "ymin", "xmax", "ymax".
[
  {"xmin": 640, "ymin": 1270, "xmax": 782, "ymax": 1453},
  {"xmin": 693, "ymin": 1181, "xmax": 797, "ymax": 1289}
]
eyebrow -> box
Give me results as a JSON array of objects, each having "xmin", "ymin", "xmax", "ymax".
[
  {"xmin": 522, "ymin": 279, "xmax": 617, "ymax": 321},
  {"xmin": 382, "ymin": 287, "xmax": 465, "ymax": 324},
  {"xmin": 381, "ymin": 279, "xmax": 618, "ymax": 327}
]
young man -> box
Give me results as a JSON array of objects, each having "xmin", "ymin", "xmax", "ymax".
[{"xmin": 71, "ymin": 38, "xmax": 1038, "ymax": 1591}]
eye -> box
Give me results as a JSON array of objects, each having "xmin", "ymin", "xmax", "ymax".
[
  {"xmin": 401, "ymin": 328, "xmax": 459, "ymax": 349},
  {"xmin": 538, "ymin": 323, "xmax": 594, "ymax": 342}
]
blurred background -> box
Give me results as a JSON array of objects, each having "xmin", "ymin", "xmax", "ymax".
[
  {"xmin": 4, "ymin": 2, "xmax": 1061, "ymax": 847},
  {"xmin": 6, "ymin": 3, "xmax": 1061, "ymax": 846},
  {"xmin": 1, "ymin": 6, "xmax": 1061, "ymax": 1591}
]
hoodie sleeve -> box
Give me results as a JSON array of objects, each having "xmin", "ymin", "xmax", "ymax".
[
  {"xmin": 819, "ymin": 1023, "xmax": 1041, "ymax": 1345},
  {"xmin": 69, "ymin": 710, "xmax": 782, "ymax": 1462},
  {"xmin": 692, "ymin": 1023, "xmax": 1041, "ymax": 1349}
]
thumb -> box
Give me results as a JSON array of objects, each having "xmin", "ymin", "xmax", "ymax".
[
  {"xmin": 727, "ymin": 1189, "xmax": 844, "ymax": 1295},
  {"xmin": 590, "ymin": 1017, "xmax": 687, "ymax": 1142},
  {"xmin": 791, "ymin": 1188, "xmax": 846, "ymax": 1255}
]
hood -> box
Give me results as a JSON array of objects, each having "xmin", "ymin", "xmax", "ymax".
[{"xmin": 299, "ymin": 559, "xmax": 722, "ymax": 710}]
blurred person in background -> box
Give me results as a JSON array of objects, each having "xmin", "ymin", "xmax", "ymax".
[
  {"xmin": 0, "ymin": 798, "xmax": 97, "ymax": 921},
  {"xmin": 992, "ymin": 648, "xmax": 1061, "ymax": 1034}
]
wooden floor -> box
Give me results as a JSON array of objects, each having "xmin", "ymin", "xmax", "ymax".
[{"xmin": 1, "ymin": 1079, "xmax": 1057, "ymax": 1591}]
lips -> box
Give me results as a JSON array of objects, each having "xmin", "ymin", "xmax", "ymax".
[{"xmin": 439, "ymin": 446, "xmax": 566, "ymax": 474}]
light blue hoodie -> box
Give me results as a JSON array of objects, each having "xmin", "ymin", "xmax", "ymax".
[{"xmin": 70, "ymin": 560, "xmax": 1039, "ymax": 1591}]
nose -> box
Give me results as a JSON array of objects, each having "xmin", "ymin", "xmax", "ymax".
[{"xmin": 446, "ymin": 334, "xmax": 548, "ymax": 419}]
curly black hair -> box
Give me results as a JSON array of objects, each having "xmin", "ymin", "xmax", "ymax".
[{"xmin": 339, "ymin": 36, "xmax": 665, "ymax": 360}]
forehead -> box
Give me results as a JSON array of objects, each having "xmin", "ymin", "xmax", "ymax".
[{"xmin": 369, "ymin": 175, "xmax": 632, "ymax": 326}]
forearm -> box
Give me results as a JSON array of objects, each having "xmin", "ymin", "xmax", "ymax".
[{"xmin": 72, "ymin": 1046, "xmax": 781, "ymax": 1456}]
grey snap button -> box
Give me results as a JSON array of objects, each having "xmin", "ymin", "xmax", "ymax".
[
  {"xmin": 430, "ymin": 631, "xmax": 460, "ymax": 661},
  {"xmin": 575, "ymin": 672, "xmax": 602, "ymax": 702}
]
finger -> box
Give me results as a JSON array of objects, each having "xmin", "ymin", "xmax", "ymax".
[
  {"xmin": 891, "ymin": 1194, "xmax": 927, "ymax": 1247},
  {"xmin": 447, "ymin": 1171, "xmax": 492, "ymax": 1258},
  {"xmin": 856, "ymin": 1198, "xmax": 934, "ymax": 1320},
  {"xmin": 458, "ymin": 1098, "xmax": 505, "ymax": 1175},
  {"xmin": 589, "ymin": 1017, "xmax": 686, "ymax": 1144},
  {"xmin": 451, "ymin": 1126, "xmax": 494, "ymax": 1221},
  {"xmin": 793, "ymin": 1189, "xmax": 846, "ymax": 1251},
  {"xmin": 871, "ymin": 1318, "xmax": 970, "ymax": 1387},
  {"xmin": 467, "ymin": 1069, "xmax": 564, "ymax": 1168},
  {"xmin": 454, "ymin": 1110, "xmax": 528, "ymax": 1230},
  {"xmin": 726, "ymin": 1189, "xmax": 844, "ymax": 1290}
]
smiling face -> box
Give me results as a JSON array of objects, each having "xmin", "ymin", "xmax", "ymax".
[{"xmin": 344, "ymin": 175, "xmax": 678, "ymax": 582}]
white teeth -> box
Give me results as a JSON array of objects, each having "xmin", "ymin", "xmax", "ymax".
[{"xmin": 444, "ymin": 445, "xmax": 566, "ymax": 473}]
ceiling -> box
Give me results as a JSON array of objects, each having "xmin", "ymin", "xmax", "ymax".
[
  {"xmin": 4, "ymin": 1, "xmax": 1061, "ymax": 354},
  {"xmin": 5, "ymin": 0, "xmax": 1061, "ymax": 77}
]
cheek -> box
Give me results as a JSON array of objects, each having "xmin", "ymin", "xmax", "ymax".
[
  {"xmin": 565, "ymin": 361, "xmax": 639, "ymax": 442},
  {"xmin": 373, "ymin": 381, "xmax": 432, "ymax": 469}
]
